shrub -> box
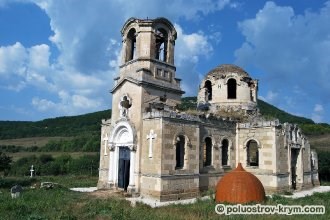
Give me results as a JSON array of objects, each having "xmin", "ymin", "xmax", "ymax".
[
  {"xmin": 9, "ymin": 154, "xmax": 99, "ymax": 176},
  {"xmin": 0, "ymin": 177, "xmax": 36, "ymax": 188},
  {"xmin": 318, "ymin": 151, "xmax": 330, "ymax": 182}
]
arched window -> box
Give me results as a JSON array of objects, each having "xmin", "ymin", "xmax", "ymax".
[
  {"xmin": 227, "ymin": 78, "xmax": 237, "ymax": 99},
  {"xmin": 221, "ymin": 139, "xmax": 229, "ymax": 166},
  {"xmin": 247, "ymin": 140, "xmax": 259, "ymax": 166},
  {"xmin": 175, "ymin": 135, "xmax": 185, "ymax": 169},
  {"xmin": 126, "ymin": 28, "xmax": 136, "ymax": 62},
  {"xmin": 155, "ymin": 28, "xmax": 168, "ymax": 62},
  {"xmin": 204, "ymin": 80, "xmax": 212, "ymax": 101},
  {"xmin": 203, "ymin": 137, "xmax": 212, "ymax": 166}
]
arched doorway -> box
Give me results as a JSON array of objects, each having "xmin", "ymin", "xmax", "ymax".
[
  {"xmin": 109, "ymin": 121, "xmax": 135, "ymax": 191},
  {"xmin": 118, "ymin": 146, "xmax": 130, "ymax": 190}
]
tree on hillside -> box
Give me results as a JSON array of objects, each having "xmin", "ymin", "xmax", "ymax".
[{"xmin": 0, "ymin": 152, "xmax": 12, "ymax": 176}]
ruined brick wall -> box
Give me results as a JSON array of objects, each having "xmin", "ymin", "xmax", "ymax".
[{"xmin": 197, "ymin": 64, "xmax": 258, "ymax": 116}]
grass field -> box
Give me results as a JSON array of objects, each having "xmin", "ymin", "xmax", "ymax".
[
  {"xmin": 1, "ymin": 133, "xmax": 328, "ymax": 151},
  {"xmin": 308, "ymin": 134, "xmax": 330, "ymax": 152},
  {"xmin": 0, "ymin": 136, "xmax": 72, "ymax": 148},
  {"xmin": 0, "ymin": 183, "xmax": 329, "ymax": 220}
]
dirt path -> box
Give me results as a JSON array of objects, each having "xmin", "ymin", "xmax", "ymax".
[{"xmin": 86, "ymin": 189, "xmax": 125, "ymax": 199}]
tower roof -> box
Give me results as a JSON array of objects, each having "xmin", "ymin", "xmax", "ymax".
[
  {"xmin": 121, "ymin": 17, "xmax": 177, "ymax": 39},
  {"xmin": 206, "ymin": 64, "xmax": 249, "ymax": 78},
  {"xmin": 215, "ymin": 163, "xmax": 265, "ymax": 204}
]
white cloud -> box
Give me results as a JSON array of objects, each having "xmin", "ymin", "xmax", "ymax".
[
  {"xmin": 0, "ymin": 0, "xmax": 232, "ymax": 119},
  {"xmin": 0, "ymin": 42, "xmax": 27, "ymax": 76},
  {"xmin": 32, "ymin": 93, "xmax": 103, "ymax": 115},
  {"xmin": 174, "ymin": 24, "xmax": 214, "ymax": 95},
  {"xmin": 312, "ymin": 104, "xmax": 324, "ymax": 123},
  {"xmin": 32, "ymin": 97, "xmax": 56, "ymax": 111},
  {"xmin": 72, "ymin": 95, "xmax": 101, "ymax": 109},
  {"xmin": 6, "ymin": 81, "xmax": 26, "ymax": 92},
  {"xmin": 235, "ymin": 1, "xmax": 330, "ymax": 99},
  {"xmin": 175, "ymin": 24, "xmax": 213, "ymax": 66},
  {"xmin": 0, "ymin": 42, "xmax": 55, "ymax": 91},
  {"xmin": 28, "ymin": 44, "xmax": 50, "ymax": 70},
  {"xmin": 234, "ymin": 1, "xmax": 330, "ymax": 123},
  {"xmin": 163, "ymin": 0, "xmax": 231, "ymax": 20},
  {"xmin": 314, "ymin": 104, "xmax": 324, "ymax": 113},
  {"xmin": 259, "ymin": 90, "xmax": 278, "ymax": 103},
  {"xmin": 229, "ymin": 1, "xmax": 242, "ymax": 9}
]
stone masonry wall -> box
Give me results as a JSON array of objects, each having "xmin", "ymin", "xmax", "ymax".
[
  {"xmin": 97, "ymin": 119, "xmax": 111, "ymax": 189},
  {"xmin": 139, "ymin": 116, "xmax": 200, "ymax": 200}
]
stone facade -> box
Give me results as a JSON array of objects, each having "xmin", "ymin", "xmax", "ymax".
[{"xmin": 98, "ymin": 17, "xmax": 319, "ymax": 201}]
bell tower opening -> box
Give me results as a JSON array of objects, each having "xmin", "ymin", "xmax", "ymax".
[
  {"xmin": 155, "ymin": 28, "xmax": 168, "ymax": 62},
  {"xmin": 125, "ymin": 28, "xmax": 137, "ymax": 62}
]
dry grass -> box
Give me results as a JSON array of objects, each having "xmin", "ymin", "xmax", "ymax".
[
  {"xmin": 0, "ymin": 136, "xmax": 72, "ymax": 147},
  {"xmin": 308, "ymin": 134, "xmax": 330, "ymax": 152}
]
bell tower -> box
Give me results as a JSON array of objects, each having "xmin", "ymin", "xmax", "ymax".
[
  {"xmin": 100, "ymin": 17, "xmax": 184, "ymax": 192},
  {"xmin": 111, "ymin": 17, "xmax": 184, "ymax": 122}
]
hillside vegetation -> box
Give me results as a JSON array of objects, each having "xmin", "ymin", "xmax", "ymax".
[
  {"xmin": 0, "ymin": 109, "xmax": 111, "ymax": 140},
  {"xmin": 1, "ymin": 98, "xmax": 329, "ymax": 140},
  {"xmin": 0, "ymin": 97, "xmax": 329, "ymax": 181},
  {"xmin": 178, "ymin": 97, "xmax": 330, "ymax": 135},
  {"xmin": 0, "ymin": 98, "xmax": 329, "ymax": 153}
]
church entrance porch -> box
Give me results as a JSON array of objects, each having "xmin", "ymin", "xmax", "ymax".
[{"xmin": 107, "ymin": 120, "xmax": 136, "ymax": 193}]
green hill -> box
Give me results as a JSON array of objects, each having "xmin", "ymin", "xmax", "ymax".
[
  {"xmin": 178, "ymin": 97, "xmax": 330, "ymax": 135},
  {"xmin": 1, "ymin": 98, "xmax": 330, "ymax": 139},
  {"xmin": 0, "ymin": 109, "xmax": 111, "ymax": 140},
  {"xmin": 257, "ymin": 99, "xmax": 314, "ymax": 124},
  {"xmin": 179, "ymin": 96, "xmax": 314, "ymax": 123}
]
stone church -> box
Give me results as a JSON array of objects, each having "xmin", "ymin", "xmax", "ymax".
[{"xmin": 98, "ymin": 17, "xmax": 319, "ymax": 201}]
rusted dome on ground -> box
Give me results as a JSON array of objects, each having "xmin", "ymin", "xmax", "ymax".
[
  {"xmin": 206, "ymin": 64, "xmax": 249, "ymax": 78},
  {"xmin": 215, "ymin": 163, "xmax": 266, "ymax": 204}
]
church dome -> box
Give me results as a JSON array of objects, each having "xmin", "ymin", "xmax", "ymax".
[
  {"xmin": 206, "ymin": 64, "xmax": 249, "ymax": 78},
  {"xmin": 215, "ymin": 163, "xmax": 265, "ymax": 204}
]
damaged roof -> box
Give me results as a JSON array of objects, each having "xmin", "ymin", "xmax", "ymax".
[{"xmin": 206, "ymin": 64, "xmax": 250, "ymax": 78}]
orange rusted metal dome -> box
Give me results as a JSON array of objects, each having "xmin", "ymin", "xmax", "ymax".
[{"xmin": 215, "ymin": 163, "xmax": 266, "ymax": 203}]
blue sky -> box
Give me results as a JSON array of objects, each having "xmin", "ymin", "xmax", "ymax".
[{"xmin": 0, "ymin": 0, "xmax": 329, "ymax": 123}]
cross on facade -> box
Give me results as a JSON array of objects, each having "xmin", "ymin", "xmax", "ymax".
[
  {"xmin": 103, "ymin": 134, "xmax": 109, "ymax": 156},
  {"xmin": 147, "ymin": 129, "xmax": 157, "ymax": 158}
]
